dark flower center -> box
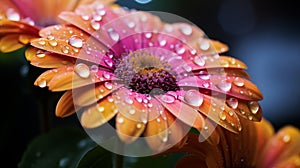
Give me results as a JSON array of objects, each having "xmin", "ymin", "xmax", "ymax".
[{"xmin": 114, "ymin": 51, "xmax": 179, "ymax": 95}]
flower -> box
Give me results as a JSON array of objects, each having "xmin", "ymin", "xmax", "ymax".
[
  {"xmin": 25, "ymin": 1, "xmax": 263, "ymax": 152},
  {"xmin": 163, "ymin": 118, "xmax": 300, "ymax": 168},
  {"xmin": 0, "ymin": 0, "xmax": 113, "ymax": 53}
]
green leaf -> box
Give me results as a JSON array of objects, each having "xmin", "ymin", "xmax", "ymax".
[
  {"xmin": 76, "ymin": 146, "xmax": 113, "ymax": 168},
  {"xmin": 18, "ymin": 127, "xmax": 96, "ymax": 168}
]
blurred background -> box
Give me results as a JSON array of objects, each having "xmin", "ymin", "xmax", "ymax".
[{"xmin": 1, "ymin": 0, "xmax": 299, "ymax": 166}]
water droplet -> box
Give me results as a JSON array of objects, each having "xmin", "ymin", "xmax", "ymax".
[
  {"xmin": 199, "ymin": 40, "xmax": 210, "ymax": 50},
  {"xmin": 104, "ymin": 82, "xmax": 113, "ymax": 90},
  {"xmin": 6, "ymin": 8, "xmax": 20, "ymax": 21},
  {"xmin": 36, "ymin": 50, "xmax": 46, "ymax": 58},
  {"xmin": 93, "ymin": 15, "xmax": 102, "ymax": 21},
  {"xmin": 202, "ymin": 83, "xmax": 210, "ymax": 88},
  {"xmin": 217, "ymin": 80, "xmax": 232, "ymax": 92},
  {"xmin": 68, "ymin": 35, "xmax": 83, "ymax": 48},
  {"xmin": 219, "ymin": 112, "xmax": 226, "ymax": 120},
  {"xmin": 194, "ymin": 56, "xmax": 206, "ymax": 66},
  {"xmin": 90, "ymin": 20, "xmax": 100, "ymax": 30},
  {"xmin": 238, "ymin": 126, "xmax": 242, "ymax": 131},
  {"xmin": 156, "ymin": 118, "xmax": 161, "ymax": 122},
  {"xmin": 175, "ymin": 44, "xmax": 186, "ymax": 54},
  {"xmin": 136, "ymin": 123, "xmax": 143, "ymax": 129},
  {"xmin": 103, "ymin": 72, "xmax": 111, "ymax": 79},
  {"xmin": 129, "ymin": 109, "xmax": 135, "ymax": 115},
  {"xmin": 74, "ymin": 63, "xmax": 90, "ymax": 78},
  {"xmin": 248, "ymin": 101, "xmax": 259, "ymax": 114},
  {"xmin": 97, "ymin": 9, "xmax": 106, "ymax": 16},
  {"xmin": 180, "ymin": 25, "xmax": 192, "ymax": 36},
  {"xmin": 90, "ymin": 65, "xmax": 99, "ymax": 72},
  {"xmin": 160, "ymin": 95, "xmax": 175, "ymax": 104},
  {"xmin": 226, "ymin": 98, "xmax": 238, "ymax": 109},
  {"xmin": 62, "ymin": 46, "xmax": 69, "ymax": 54},
  {"xmin": 107, "ymin": 28, "xmax": 120, "ymax": 41},
  {"xmin": 282, "ymin": 134, "xmax": 291, "ymax": 143},
  {"xmin": 184, "ymin": 90, "xmax": 203, "ymax": 107},
  {"xmin": 144, "ymin": 32, "xmax": 152, "ymax": 39},
  {"xmin": 104, "ymin": 59, "xmax": 113, "ymax": 67},
  {"xmin": 37, "ymin": 78, "xmax": 47, "ymax": 88},
  {"xmin": 38, "ymin": 40, "xmax": 46, "ymax": 45},
  {"xmin": 248, "ymin": 115, "xmax": 253, "ymax": 120},
  {"xmin": 125, "ymin": 97, "xmax": 133, "ymax": 104},
  {"xmin": 81, "ymin": 15, "xmax": 90, "ymax": 21},
  {"xmin": 228, "ymin": 111, "xmax": 234, "ymax": 116},
  {"xmin": 199, "ymin": 74, "xmax": 210, "ymax": 80},
  {"xmin": 127, "ymin": 21, "xmax": 135, "ymax": 28},
  {"xmin": 49, "ymin": 40, "xmax": 58, "ymax": 47},
  {"xmin": 97, "ymin": 105, "xmax": 104, "ymax": 112},
  {"xmin": 159, "ymin": 39, "xmax": 167, "ymax": 47},
  {"xmin": 220, "ymin": 60, "xmax": 229, "ymax": 67},
  {"xmin": 233, "ymin": 77, "xmax": 244, "ymax": 87},
  {"xmin": 117, "ymin": 117, "xmax": 124, "ymax": 123}
]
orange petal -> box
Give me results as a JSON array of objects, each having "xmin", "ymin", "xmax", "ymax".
[
  {"xmin": 198, "ymin": 95, "xmax": 242, "ymax": 133},
  {"xmin": 257, "ymin": 126, "xmax": 300, "ymax": 168},
  {"xmin": 234, "ymin": 100, "xmax": 262, "ymax": 122},
  {"xmin": 73, "ymin": 83, "xmax": 122, "ymax": 106},
  {"xmin": 156, "ymin": 94, "xmax": 205, "ymax": 131},
  {"xmin": 0, "ymin": 34, "xmax": 24, "ymax": 52},
  {"xmin": 25, "ymin": 47, "xmax": 75, "ymax": 68},
  {"xmin": 219, "ymin": 56, "xmax": 248, "ymax": 69},
  {"xmin": 116, "ymin": 113, "xmax": 145, "ymax": 144},
  {"xmin": 80, "ymin": 96, "xmax": 118, "ymax": 128},
  {"xmin": 55, "ymin": 90, "xmax": 76, "ymax": 117}
]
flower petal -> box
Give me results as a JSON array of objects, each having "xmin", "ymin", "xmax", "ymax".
[
  {"xmin": 156, "ymin": 94, "xmax": 205, "ymax": 131},
  {"xmin": 80, "ymin": 96, "xmax": 118, "ymax": 128},
  {"xmin": 55, "ymin": 90, "xmax": 76, "ymax": 117},
  {"xmin": 25, "ymin": 47, "xmax": 75, "ymax": 68},
  {"xmin": 0, "ymin": 34, "xmax": 25, "ymax": 52},
  {"xmin": 116, "ymin": 112, "xmax": 146, "ymax": 144},
  {"xmin": 175, "ymin": 155, "xmax": 208, "ymax": 168},
  {"xmin": 257, "ymin": 126, "xmax": 300, "ymax": 168},
  {"xmin": 73, "ymin": 83, "xmax": 122, "ymax": 106}
]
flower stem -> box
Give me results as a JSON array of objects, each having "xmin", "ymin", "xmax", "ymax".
[{"xmin": 115, "ymin": 154, "xmax": 124, "ymax": 168}]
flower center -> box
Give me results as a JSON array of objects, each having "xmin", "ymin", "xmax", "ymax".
[{"xmin": 115, "ymin": 51, "xmax": 179, "ymax": 95}]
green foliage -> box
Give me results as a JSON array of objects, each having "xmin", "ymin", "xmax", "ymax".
[{"xmin": 18, "ymin": 127, "xmax": 96, "ymax": 168}]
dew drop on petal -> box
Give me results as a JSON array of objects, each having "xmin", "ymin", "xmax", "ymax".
[
  {"xmin": 248, "ymin": 115, "xmax": 253, "ymax": 120},
  {"xmin": 104, "ymin": 59, "xmax": 113, "ymax": 68},
  {"xmin": 125, "ymin": 97, "xmax": 134, "ymax": 104},
  {"xmin": 194, "ymin": 56, "xmax": 206, "ymax": 66},
  {"xmin": 127, "ymin": 21, "xmax": 135, "ymax": 28},
  {"xmin": 117, "ymin": 117, "xmax": 124, "ymax": 124},
  {"xmin": 217, "ymin": 80, "xmax": 232, "ymax": 92},
  {"xmin": 49, "ymin": 40, "xmax": 58, "ymax": 47},
  {"xmin": 219, "ymin": 112, "xmax": 226, "ymax": 120},
  {"xmin": 36, "ymin": 50, "xmax": 46, "ymax": 58},
  {"xmin": 282, "ymin": 134, "xmax": 291, "ymax": 143},
  {"xmin": 74, "ymin": 63, "xmax": 90, "ymax": 78},
  {"xmin": 90, "ymin": 20, "xmax": 100, "ymax": 30},
  {"xmin": 199, "ymin": 40, "xmax": 210, "ymax": 50},
  {"xmin": 104, "ymin": 82, "xmax": 113, "ymax": 90},
  {"xmin": 228, "ymin": 111, "xmax": 234, "ymax": 116},
  {"xmin": 184, "ymin": 90, "xmax": 203, "ymax": 107},
  {"xmin": 90, "ymin": 65, "xmax": 99, "ymax": 72},
  {"xmin": 129, "ymin": 109, "xmax": 135, "ymax": 115},
  {"xmin": 233, "ymin": 77, "xmax": 245, "ymax": 87},
  {"xmin": 199, "ymin": 74, "xmax": 210, "ymax": 80},
  {"xmin": 81, "ymin": 15, "xmax": 90, "ymax": 21},
  {"xmin": 180, "ymin": 25, "xmax": 192, "ymax": 36},
  {"xmin": 248, "ymin": 101, "xmax": 259, "ymax": 114},
  {"xmin": 6, "ymin": 9, "xmax": 20, "ymax": 21},
  {"xmin": 136, "ymin": 123, "xmax": 143, "ymax": 129},
  {"xmin": 107, "ymin": 28, "xmax": 120, "ymax": 41},
  {"xmin": 226, "ymin": 98, "xmax": 238, "ymax": 109},
  {"xmin": 93, "ymin": 15, "xmax": 102, "ymax": 21},
  {"xmin": 68, "ymin": 35, "xmax": 83, "ymax": 48},
  {"xmin": 97, "ymin": 105, "xmax": 105, "ymax": 112},
  {"xmin": 161, "ymin": 94, "xmax": 175, "ymax": 104},
  {"xmin": 159, "ymin": 39, "xmax": 167, "ymax": 47},
  {"xmin": 145, "ymin": 32, "xmax": 152, "ymax": 39},
  {"xmin": 38, "ymin": 40, "xmax": 46, "ymax": 46},
  {"xmin": 37, "ymin": 78, "xmax": 47, "ymax": 88}
]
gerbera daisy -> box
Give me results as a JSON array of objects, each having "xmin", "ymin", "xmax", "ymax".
[
  {"xmin": 25, "ymin": 1, "xmax": 263, "ymax": 155},
  {"xmin": 0, "ymin": 0, "xmax": 113, "ymax": 53},
  {"xmin": 164, "ymin": 118, "xmax": 300, "ymax": 168}
]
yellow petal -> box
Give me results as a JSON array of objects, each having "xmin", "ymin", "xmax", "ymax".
[
  {"xmin": 0, "ymin": 34, "xmax": 24, "ymax": 53},
  {"xmin": 80, "ymin": 96, "xmax": 118, "ymax": 128},
  {"xmin": 56, "ymin": 90, "xmax": 76, "ymax": 117}
]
